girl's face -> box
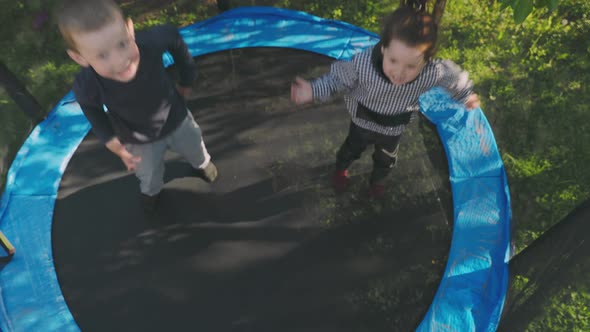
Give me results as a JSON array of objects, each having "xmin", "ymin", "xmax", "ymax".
[{"xmin": 381, "ymin": 39, "xmax": 428, "ymax": 85}]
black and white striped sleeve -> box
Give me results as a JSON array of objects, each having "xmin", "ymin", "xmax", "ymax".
[
  {"xmin": 435, "ymin": 60, "xmax": 474, "ymax": 103},
  {"xmin": 310, "ymin": 57, "xmax": 359, "ymax": 103}
]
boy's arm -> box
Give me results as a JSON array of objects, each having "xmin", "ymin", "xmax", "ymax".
[
  {"xmin": 73, "ymin": 78, "xmax": 140, "ymax": 170},
  {"xmin": 78, "ymin": 103, "xmax": 140, "ymax": 170},
  {"xmin": 73, "ymin": 77, "xmax": 116, "ymax": 143},
  {"xmin": 159, "ymin": 24, "xmax": 197, "ymax": 88},
  {"xmin": 310, "ymin": 57, "xmax": 359, "ymax": 103},
  {"xmin": 79, "ymin": 104, "xmax": 116, "ymax": 143}
]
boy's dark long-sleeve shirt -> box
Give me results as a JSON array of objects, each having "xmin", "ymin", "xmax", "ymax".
[{"xmin": 73, "ymin": 24, "xmax": 196, "ymax": 144}]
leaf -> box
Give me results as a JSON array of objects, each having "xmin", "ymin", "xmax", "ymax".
[
  {"xmin": 28, "ymin": 0, "xmax": 42, "ymax": 11},
  {"xmin": 535, "ymin": 0, "xmax": 559, "ymax": 11},
  {"xmin": 513, "ymin": 0, "xmax": 534, "ymax": 23},
  {"xmin": 499, "ymin": 0, "xmax": 519, "ymax": 10}
]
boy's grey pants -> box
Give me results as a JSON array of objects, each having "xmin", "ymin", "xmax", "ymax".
[{"xmin": 126, "ymin": 112, "xmax": 211, "ymax": 196}]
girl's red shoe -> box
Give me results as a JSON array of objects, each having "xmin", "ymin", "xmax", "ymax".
[
  {"xmin": 368, "ymin": 183, "xmax": 386, "ymax": 199},
  {"xmin": 332, "ymin": 169, "xmax": 349, "ymax": 193}
]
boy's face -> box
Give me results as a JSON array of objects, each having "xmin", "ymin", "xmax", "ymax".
[
  {"xmin": 381, "ymin": 39, "xmax": 428, "ymax": 86},
  {"xmin": 67, "ymin": 17, "xmax": 140, "ymax": 82}
]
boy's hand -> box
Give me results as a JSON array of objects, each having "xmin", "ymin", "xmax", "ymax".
[
  {"xmin": 464, "ymin": 93, "xmax": 480, "ymax": 111},
  {"xmin": 291, "ymin": 77, "xmax": 313, "ymax": 105},
  {"xmin": 176, "ymin": 85, "xmax": 192, "ymax": 97},
  {"xmin": 105, "ymin": 137, "xmax": 141, "ymax": 171},
  {"xmin": 119, "ymin": 149, "xmax": 142, "ymax": 171}
]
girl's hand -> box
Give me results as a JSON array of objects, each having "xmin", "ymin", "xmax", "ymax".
[
  {"xmin": 291, "ymin": 77, "xmax": 313, "ymax": 105},
  {"xmin": 465, "ymin": 93, "xmax": 480, "ymax": 111}
]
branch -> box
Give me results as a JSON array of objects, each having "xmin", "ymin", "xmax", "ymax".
[{"xmin": 0, "ymin": 61, "xmax": 44, "ymax": 122}]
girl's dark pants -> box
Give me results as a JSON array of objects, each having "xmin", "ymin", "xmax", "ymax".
[{"xmin": 335, "ymin": 121, "xmax": 401, "ymax": 185}]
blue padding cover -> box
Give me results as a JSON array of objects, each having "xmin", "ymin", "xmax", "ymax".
[
  {"xmin": 417, "ymin": 88, "xmax": 511, "ymax": 332},
  {"xmin": 160, "ymin": 6, "xmax": 379, "ymax": 67},
  {"xmin": 0, "ymin": 92, "xmax": 88, "ymax": 332},
  {"xmin": 0, "ymin": 6, "xmax": 510, "ymax": 332}
]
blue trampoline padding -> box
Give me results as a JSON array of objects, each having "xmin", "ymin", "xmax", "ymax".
[
  {"xmin": 0, "ymin": 92, "xmax": 88, "ymax": 332},
  {"xmin": 417, "ymin": 88, "xmax": 511, "ymax": 332},
  {"xmin": 0, "ymin": 6, "xmax": 510, "ymax": 332},
  {"xmin": 167, "ymin": 6, "xmax": 380, "ymax": 64}
]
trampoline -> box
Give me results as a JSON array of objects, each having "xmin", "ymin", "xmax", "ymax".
[{"xmin": 0, "ymin": 7, "xmax": 511, "ymax": 332}]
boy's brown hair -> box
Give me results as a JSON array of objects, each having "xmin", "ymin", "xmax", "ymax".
[{"xmin": 55, "ymin": 0, "xmax": 124, "ymax": 51}]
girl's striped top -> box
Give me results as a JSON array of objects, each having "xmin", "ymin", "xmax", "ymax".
[{"xmin": 311, "ymin": 45, "xmax": 473, "ymax": 136}]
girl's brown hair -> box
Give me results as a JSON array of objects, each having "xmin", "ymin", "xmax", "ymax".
[{"xmin": 381, "ymin": 0, "xmax": 444, "ymax": 60}]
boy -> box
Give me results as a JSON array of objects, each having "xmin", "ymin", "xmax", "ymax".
[{"xmin": 56, "ymin": 0, "xmax": 218, "ymax": 214}]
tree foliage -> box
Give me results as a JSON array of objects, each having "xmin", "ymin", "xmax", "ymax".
[{"xmin": 499, "ymin": 0, "xmax": 560, "ymax": 22}]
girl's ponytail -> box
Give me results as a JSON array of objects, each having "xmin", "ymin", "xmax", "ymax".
[
  {"xmin": 399, "ymin": 0, "xmax": 445, "ymax": 25},
  {"xmin": 432, "ymin": 0, "xmax": 446, "ymax": 26},
  {"xmin": 400, "ymin": 0, "xmax": 428, "ymax": 13}
]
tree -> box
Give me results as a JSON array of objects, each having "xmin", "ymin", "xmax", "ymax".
[
  {"xmin": 498, "ymin": 0, "xmax": 559, "ymax": 23},
  {"xmin": 403, "ymin": 0, "xmax": 559, "ymax": 23}
]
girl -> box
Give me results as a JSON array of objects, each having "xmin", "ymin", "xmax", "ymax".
[{"xmin": 291, "ymin": 0, "xmax": 480, "ymax": 198}]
